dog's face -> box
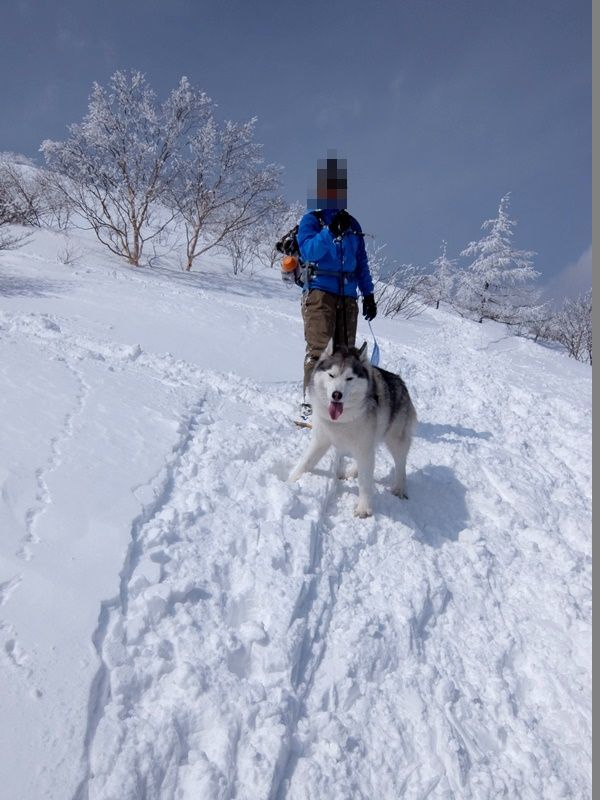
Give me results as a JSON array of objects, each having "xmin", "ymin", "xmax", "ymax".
[{"xmin": 311, "ymin": 340, "xmax": 370, "ymax": 421}]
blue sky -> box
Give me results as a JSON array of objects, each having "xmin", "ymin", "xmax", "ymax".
[{"xmin": 1, "ymin": 0, "xmax": 591, "ymax": 297}]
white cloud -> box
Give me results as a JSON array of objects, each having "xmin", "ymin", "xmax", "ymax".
[
  {"xmin": 545, "ymin": 245, "xmax": 592, "ymax": 301},
  {"xmin": 315, "ymin": 96, "xmax": 362, "ymax": 128}
]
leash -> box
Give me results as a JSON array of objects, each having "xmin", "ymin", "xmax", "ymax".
[
  {"xmin": 368, "ymin": 320, "xmax": 380, "ymax": 366},
  {"xmin": 336, "ymin": 237, "xmax": 349, "ymax": 347}
]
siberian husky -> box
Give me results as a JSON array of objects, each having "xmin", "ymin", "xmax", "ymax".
[{"xmin": 289, "ymin": 340, "xmax": 417, "ymax": 517}]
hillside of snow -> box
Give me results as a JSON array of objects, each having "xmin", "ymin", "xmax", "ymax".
[{"xmin": 0, "ymin": 227, "xmax": 592, "ymax": 800}]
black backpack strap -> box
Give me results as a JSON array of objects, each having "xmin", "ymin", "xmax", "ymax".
[{"xmin": 311, "ymin": 209, "xmax": 363, "ymax": 237}]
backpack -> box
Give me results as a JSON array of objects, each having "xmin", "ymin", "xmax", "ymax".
[
  {"xmin": 275, "ymin": 210, "xmax": 324, "ymax": 287},
  {"xmin": 275, "ymin": 223, "xmax": 301, "ymax": 258}
]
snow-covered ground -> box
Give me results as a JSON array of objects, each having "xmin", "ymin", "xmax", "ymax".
[{"xmin": 0, "ymin": 227, "xmax": 591, "ymax": 800}]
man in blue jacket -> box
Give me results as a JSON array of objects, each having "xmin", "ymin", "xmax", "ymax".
[{"xmin": 297, "ymin": 154, "xmax": 377, "ymax": 420}]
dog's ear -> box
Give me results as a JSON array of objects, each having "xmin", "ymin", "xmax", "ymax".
[
  {"xmin": 357, "ymin": 341, "xmax": 369, "ymax": 363},
  {"xmin": 323, "ymin": 338, "xmax": 334, "ymax": 357}
]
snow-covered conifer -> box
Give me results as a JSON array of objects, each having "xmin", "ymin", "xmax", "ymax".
[
  {"xmin": 422, "ymin": 240, "xmax": 456, "ymax": 309},
  {"xmin": 456, "ymin": 194, "xmax": 539, "ymax": 324}
]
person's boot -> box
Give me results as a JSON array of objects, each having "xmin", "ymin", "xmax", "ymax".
[{"xmin": 300, "ymin": 402, "xmax": 312, "ymax": 423}]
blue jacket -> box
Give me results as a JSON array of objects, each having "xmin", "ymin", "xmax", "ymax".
[{"xmin": 297, "ymin": 208, "xmax": 374, "ymax": 298}]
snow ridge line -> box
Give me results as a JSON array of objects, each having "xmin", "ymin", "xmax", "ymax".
[
  {"xmin": 72, "ymin": 396, "xmax": 207, "ymax": 800},
  {"xmin": 0, "ymin": 308, "xmax": 296, "ymax": 421}
]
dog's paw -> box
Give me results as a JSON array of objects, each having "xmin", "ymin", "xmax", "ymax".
[
  {"xmin": 288, "ymin": 465, "xmax": 306, "ymax": 483},
  {"xmin": 391, "ymin": 487, "xmax": 408, "ymax": 499},
  {"xmin": 354, "ymin": 503, "xmax": 373, "ymax": 519}
]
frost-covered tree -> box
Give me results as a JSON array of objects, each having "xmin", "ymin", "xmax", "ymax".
[
  {"xmin": 41, "ymin": 71, "xmax": 206, "ymax": 266},
  {"xmin": 456, "ymin": 194, "xmax": 539, "ymax": 324},
  {"xmin": 368, "ymin": 242, "xmax": 427, "ymax": 318},
  {"xmin": 0, "ymin": 155, "xmax": 38, "ymax": 250},
  {"xmin": 36, "ymin": 170, "xmax": 75, "ymax": 230},
  {"xmin": 219, "ymin": 227, "xmax": 260, "ymax": 275},
  {"xmin": 223, "ymin": 203, "xmax": 297, "ymax": 275},
  {"xmin": 551, "ymin": 289, "xmax": 592, "ymax": 364},
  {"xmin": 422, "ymin": 240, "xmax": 456, "ymax": 309},
  {"xmin": 0, "ymin": 153, "xmax": 73, "ymax": 231},
  {"xmin": 514, "ymin": 301, "xmax": 554, "ymax": 342},
  {"xmin": 0, "ymin": 154, "xmax": 46, "ymax": 227},
  {"xmin": 254, "ymin": 201, "xmax": 305, "ymax": 271},
  {"xmin": 0, "ymin": 215, "xmax": 29, "ymax": 251},
  {"xmin": 167, "ymin": 116, "xmax": 284, "ymax": 271}
]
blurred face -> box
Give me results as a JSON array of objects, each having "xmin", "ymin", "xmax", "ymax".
[{"xmin": 308, "ymin": 154, "xmax": 348, "ymax": 209}]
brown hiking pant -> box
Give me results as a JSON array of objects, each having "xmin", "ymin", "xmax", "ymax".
[{"xmin": 301, "ymin": 289, "xmax": 359, "ymax": 394}]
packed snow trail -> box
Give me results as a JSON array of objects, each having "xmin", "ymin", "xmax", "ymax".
[
  {"xmin": 64, "ymin": 317, "xmax": 590, "ymax": 800},
  {"xmin": 70, "ymin": 376, "xmax": 330, "ymax": 800},
  {"xmin": 0, "ymin": 236, "xmax": 591, "ymax": 800}
]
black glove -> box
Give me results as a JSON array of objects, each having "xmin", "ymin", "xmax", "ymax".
[
  {"xmin": 328, "ymin": 209, "xmax": 353, "ymax": 238},
  {"xmin": 362, "ymin": 294, "xmax": 377, "ymax": 321}
]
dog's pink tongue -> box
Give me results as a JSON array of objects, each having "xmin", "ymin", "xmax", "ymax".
[{"xmin": 328, "ymin": 401, "xmax": 344, "ymax": 420}]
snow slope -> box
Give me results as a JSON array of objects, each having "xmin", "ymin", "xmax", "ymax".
[{"xmin": 0, "ymin": 228, "xmax": 592, "ymax": 800}]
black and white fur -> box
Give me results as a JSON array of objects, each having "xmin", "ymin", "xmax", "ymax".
[{"xmin": 289, "ymin": 340, "xmax": 417, "ymax": 517}]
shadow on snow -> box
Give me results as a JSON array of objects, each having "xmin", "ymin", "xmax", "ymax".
[
  {"xmin": 387, "ymin": 464, "xmax": 470, "ymax": 547},
  {"xmin": 416, "ymin": 421, "xmax": 492, "ymax": 443},
  {"xmin": 0, "ymin": 271, "xmax": 74, "ymax": 298}
]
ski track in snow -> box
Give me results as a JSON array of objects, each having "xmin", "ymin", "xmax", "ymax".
[{"xmin": 0, "ymin": 286, "xmax": 591, "ymax": 800}]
